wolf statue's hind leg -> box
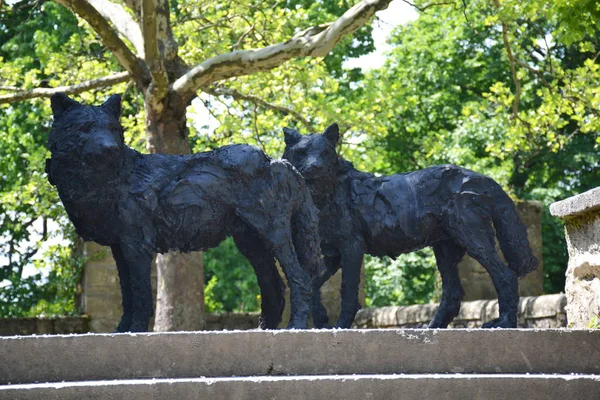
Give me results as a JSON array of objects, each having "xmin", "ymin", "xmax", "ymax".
[
  {"xmin": 337, "ymin": 241, "xmax": 365, "ymax": 328},
  {"xmin": 234, "ymin": 232, "xmax": 285, "ymax": 329},
  {"xmin": 470, "ymin": 242, "xmax": 518, "ymax": 328},
  {"xmin": 446, "ymin": 196, "xmax": 519, "ymax": 328},
  {"xmin": 239, "ymin": 213, "xmax": 312, "ymax": 328},
  {"xmin": 310, "ymin": 256, "xmax": 340, "ymax": 328},
  {"xmin": 429, "ymin": 240, "xmax": 466, "ymax": 328}
]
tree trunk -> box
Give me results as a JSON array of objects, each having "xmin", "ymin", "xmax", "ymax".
[
  {"xmin": 154, "ymin": 251, "xmax": 204, "ymax": 331},
  {"xmin": 146, "ymin": 93, "xmax": 205, "ymax": 332}
]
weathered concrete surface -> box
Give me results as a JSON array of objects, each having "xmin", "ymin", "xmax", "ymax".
[
  {"xmin": 2, "ymin": 374, "xmax": 600, "ymax": 400},
  {"xmin": 459, "ymin": 200, "xmax": 543, "ymax": 300},
  {"xmin": 551, "ymin": 188, "xmax": 600, "ymax": 327},
  {"xmin": 550, "ymin": 187, "xmax": 600, "ymax": 219},
  {"xmin": 2, "ymin": 329, "xmax": 599, "ymax": 385},
  {"xmin": 354, "ymin": 294, "xmax": 567, "ymax": 329}
]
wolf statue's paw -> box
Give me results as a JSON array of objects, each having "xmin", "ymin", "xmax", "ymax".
[
  {"xmin": 115, "ymin": 316, "xmax": 133, "ymax": 333},
  {"xmin": 286, "ymin": 320, "xmax": 309, "ymax": 330},
  {"xmin": 128, "ymin": 322, "xmax": 149, "ymax": 332},
  {"xmin": 482, "ymin": 317, "xmax": 517, "ymax": 329},
  {"xmin": 258, "ymin": 316, "xmax": 282, "ymax": 330},
  {"xmin": 313, "ymin": 322, "xmax": 334, "ymax": 329}
]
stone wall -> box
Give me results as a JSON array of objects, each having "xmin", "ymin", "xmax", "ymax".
[
  {"xmin": 550, "ymin": 187, "xmax": 600, "ymax": 328},
  {"xmin": 459, "ymin": 200, "xmax": 544, "ymax": 300},
  {"xmin": 0, "ymin": 317, "xmax": 89, "ymax": 336},
  {"xmin": 353, "ymin": 294, "xmax": 567, "ymax": 329},
  {"xmin": 0, "ymin": 294, "xmax": 566, "ymax": 335}
]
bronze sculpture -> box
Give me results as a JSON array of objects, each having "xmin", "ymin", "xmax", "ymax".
[
  {"xmin": 46, "ymin": 93, "xmax": 324, "ymax": 332},
  {"xmin": 283, "ymin": 123, "xmax": 538, "ymax": 329}
]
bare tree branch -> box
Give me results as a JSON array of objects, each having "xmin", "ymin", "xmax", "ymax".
[
  {"xmin": 493, "ymin": 0, "xmax": 521, "ymax": 118},
  {"xmin": 206, "ymin": 85, "xmax": 315, "ymax": 132},
  {"xmin": 54, "ymin": 0, "xmax": 149, "ymax": 87},
  {"xmin": 142, "ymin": 0, "xmax": 168, "ymax": 99},
  {"xmin": 87, "ymin": 0, "xmax": 145, "ymax": 58},
  {"xmin": 172, "ymin": 0, "xmax": 394, "ymax": 100},
  {"xmin": 0, "ymin": 72, "xmax": 130, "ymax": 104},
  {"xmin": 400, "ymin": 0, "xmax": 457, "ymax": 13}
]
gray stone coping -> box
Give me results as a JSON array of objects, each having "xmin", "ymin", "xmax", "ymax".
[
  {"xmin": 353, "ymin": 294, "xmax": 566, "ymax": 328},
  {"xmin": 2, "ymin": 328, "xmax": 600, "ymax": 385},
  {"xmin": 3, "ymin": 374, "xmax": 600, "ymax": 400},
  {"xmin": 550, "ymin": 187, "xmax": 600, "ymax": 219}
]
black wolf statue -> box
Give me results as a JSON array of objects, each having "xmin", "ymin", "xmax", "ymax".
[
  {"xmin": 282, "ymin": 123, "xmax": 538, "ymax": 329},
  {"xmin": 46, "ymin": 93, "xmax": 324, "ymax": 332}
]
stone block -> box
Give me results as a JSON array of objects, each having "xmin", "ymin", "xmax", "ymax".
[
  {"xmin": 551, "ymin": 187, "xmax": 600, "ymax": 327},
  {"xmin": 459, "ymin": 200, "xmax": 544, "ymax": 300}
]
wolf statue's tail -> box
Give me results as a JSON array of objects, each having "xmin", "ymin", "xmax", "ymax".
[{"xmin": 491, "ymin": 187, "xmax": 539, "ymax": 277}]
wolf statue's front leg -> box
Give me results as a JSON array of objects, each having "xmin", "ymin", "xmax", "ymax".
[
  {"xmin": 115, "ymin": 243, "xmax": 154, "ymax": 332},
  {"xmin": 337, "ymin": 241, "xmax": 365, "ymax": 328},
  {"xmin": 111, "ymin": 244, "xmax": 134, "ymax": 332}
]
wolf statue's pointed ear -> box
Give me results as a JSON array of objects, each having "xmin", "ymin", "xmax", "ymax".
[
  {"xmin": 102, "ymin": 94, "xmax": 122, "ymax": 118},
  {"xmin": 50, "ymin": 93, "xmax": 80, "ymax": 118},
  {"xmin": 322, "ymin": 123, "xmax": 339, "ymax": 145},
  {"xmin": 283, "ymin": 127, "xmax": 302, "ymax": 147}
]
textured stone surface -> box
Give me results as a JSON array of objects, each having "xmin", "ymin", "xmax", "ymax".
[
  {"xmin": 3, "ymin": 375, "xmax": 600, "ymax": 400},
  {"xmin": 0, "ymin": 317, "xmax": 89, "ymax": 336},
  {"xmin": 2, "ymin": 328, "xmax": 599, "ymax": 385},
  {"xmin": 353, "ymin": 294, "xmax": 567, "ymax": 329},
  {"xmin": 551, "ymin": 188, "xmax": 600, "ymax": 328},
  {"xmin": 563, "ymin": 218, "xmax": 600, "ymax": 327},
  {"xmin": 459, "ymin": 200, "xmax": 543, "ymax": 300},
  {"xmin": 550, "ymin": 187, "xmax": 600, "ymax": 219}
]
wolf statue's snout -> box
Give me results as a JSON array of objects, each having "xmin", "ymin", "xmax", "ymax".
[
  {"xmin": 300, "ymin": 157, "xmax": 324, "ymax": 177},
  {"xmin": 82, "ymin": 134, "xmax": 120, "ymax": 164}
]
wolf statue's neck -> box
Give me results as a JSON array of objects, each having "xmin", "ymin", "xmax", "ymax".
[
  {"xmin": 56, "ymin": 147, "xmax": 136, "ymax": 206},
  {"xmin": 308, "ymin": 157, "xmax": 372, "ymax": 209},
  {"xmin": 306, "ymin": 160, "xmax": 343, "ymax": 209}
]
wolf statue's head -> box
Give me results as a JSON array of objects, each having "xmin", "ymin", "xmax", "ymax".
[
  {"xmin": 282, "ymin": 123, "xmax": 340, "ymax": 181},
  {"xmin": 46, "ymin": 93, "xmax": 124, "ymax": 186}
]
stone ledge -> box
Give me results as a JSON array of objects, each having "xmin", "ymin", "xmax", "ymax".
[
  {"xmin": 353, "ymin": 294, "xmax": 567, "ymax": 329},
  {"xmin": 550, "ymin": 187, "xmax": 600, "ymax": 219},
  {"xmin": 4, "ymin": 374, "xmax": 600, "ymax": 400}
]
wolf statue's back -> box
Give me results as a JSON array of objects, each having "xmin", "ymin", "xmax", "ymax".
[{"xmin": 46, "ymin": 93, "xmax": 324, "ymax": 332}]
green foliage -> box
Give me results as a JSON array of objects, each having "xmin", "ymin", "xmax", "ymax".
[
  {"xmin": 364, "ymin": 249, "xmax": 438, "ymax": 308},
  {"xmin": 589, "ymin": 315, "xmax": 600, "ymax": 329},
  {"xmin": 0, "ymin": 224, "xmax": 85, "ymax": 317},
  {"xmin": 203, "ymin": 238, "xmax": 260, "ymax": 313}
]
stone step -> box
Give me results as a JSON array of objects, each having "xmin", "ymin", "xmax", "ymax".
[
  {"xmin": 2, "ymin": 374, "xmax": 600, "ymax": 400},
  {"xmin": 2, "ymin": 329, "xmax": 599, "ymax": 385}
]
